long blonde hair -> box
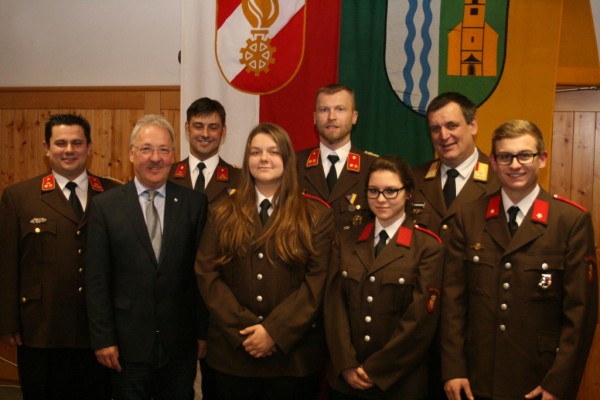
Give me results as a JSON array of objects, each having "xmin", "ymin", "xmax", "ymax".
[{"xmin": 213, "ymin": 123, "xmax": 319, "ymax": 265}]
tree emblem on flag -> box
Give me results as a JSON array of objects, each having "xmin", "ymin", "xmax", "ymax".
[
  {"xmin": 385, "ymin": 0, "xmax": 508, "ymax": 115},
  {"xmin": 216, "ymin": 0, "xmax": 307, "ymax": 94}
]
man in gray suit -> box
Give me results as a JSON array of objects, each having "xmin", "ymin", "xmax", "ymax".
[{"xmin": 85, "ymin": 115, "xmax": 208, "ymax": 399}]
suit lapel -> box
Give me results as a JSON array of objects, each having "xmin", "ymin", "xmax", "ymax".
[
  {"xmin": 329, "ymin": 167, "xmax": 360, "ymax": 202},
  {"xmin": 160, "ymin": 182, "xmax": 179, "ymax": 265},
  {"xmin": 41, "ymin": 184, "xmax": 79, "ymax": 224},
  {"xmin": 419, "ymin": 172, "xmax": 446, "ymax": 218},
  {"xmin": 123, "ymin": 182, "xmax": 158, "ymax": 265},
  {"xmin": 303, "ymin": 162, "xmax": 329, "ymax": 200}
]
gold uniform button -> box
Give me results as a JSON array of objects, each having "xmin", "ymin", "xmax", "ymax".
[
  {"xmin": 503, "ymin": 282, "xmax": 510, "ymax": 290},
  {"xmin": 256, "ymin": 274, "xmax": 263, "ymax": 280},
  {"xmin": 77, "ymin": 249, "xmax": 83, "ymax": 254},
  {"xmin": 473, "ymin": 256, "xmax": 480, "ymax": 263},
  {"xmin": 541, "ymin": 263, "xmax": 549, "ymax": 270},
  {"xmin": 78, "ymin": 287, "xmax": 83, "ymax": 293},
  {"xmin": 504, "ymin": 262, "xmax": 512, "ymax": 270},
  {"xmin": 78, "ymin": 268, "xmax": 84, "ymax": 273},
  {"xmin": 256, "ymin": 295, "xmax": 263, "ymax": 302},
  {"xmin": 398, "ymin": 278, "xmax": 405, "ymax": 284},
  {"xmin": 76, "ymin": 230, "xmax": 81, "ymax": 236},
  {"xmin": 257, "ymin": 253, "xmax": 264, "ymax": 260},
  {"xmin": 499, "ymin": 324, "xmax": 506, "ymax": 332},
  {"xmin": 369, "ymin": 276, "xmax": 375, "ymax": 283},
  {"xmin": 364, "ymin": 335, "xmax": 371, "ymax": 342},
  {"xmin": 34, "ymin": 227, "xmax": 41, "ymax": 233},
  {"xmin": 342, "ymin": 270, "xmax": 348, "ymax": 277},
  {"xmin": 366, "ymin": 296, "xmax": 373, "ymax": 303},
  {"xmin": 21, "ymin": 297, "xmax": 27, "ymax": 303},
  {"xmin": 442, "ymin": 224, "xmax": 448, "ymax": 230},
  {"xmin": 364, "ymin": 316, "xmax": 372, "ymax": 323}
]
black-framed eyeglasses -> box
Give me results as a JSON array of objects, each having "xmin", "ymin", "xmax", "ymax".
[
  {"xmin": 365, "ymin": 187, "xmax": 405, "ymax": 199},
  {"xmin": 132, "ymin": 146, "xmax": 174, "ymax": 156},
  {"xmin": 493, "ymin": 152, "xmax": 538, "ymax": 165}
]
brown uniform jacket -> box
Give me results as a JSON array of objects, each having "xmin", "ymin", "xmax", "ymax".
[
  {"xmin": 168, "ymin": 157, "xmax": 241, "ymax": 204},
  {"xmin": 0, "ymin": 172, "xmax": 120, "ymax": 348},
  {"xmin": 195, "ymin": 194, "xmax": 334, "ymax": 377},
  {"xmin": 412, "ymin": 149, "xmax": 500, "ymax": 242},
  {"xmin": 442, "ymin": 189, "xmax": 598, "ymax": 399},
  {"xmin": 296, "ymin": 146, "xmax": 376, "ymax": 231},
  {"xmin": 325, "ymin": 220, "xmax": 444, "ymax": 399}
]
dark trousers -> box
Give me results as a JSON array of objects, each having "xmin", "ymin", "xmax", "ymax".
[
  {"xmin": 111, "ymin": 336, "xmax": 197, "ymax": 400},
  {"xmin": 17, "ymin": 345, "xmax": 111, "ymax": 400},
  {"xmin": 200, "ymin": 358, "xmax": 217, "ymax": 399},
  {"xmin": 214, "ymin": 370, "xmax": 321, "ymax": 400}
]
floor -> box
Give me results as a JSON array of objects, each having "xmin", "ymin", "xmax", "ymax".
[{"xmin": 0, "ymin": 384, "xmax": 22, "ymax": 400}]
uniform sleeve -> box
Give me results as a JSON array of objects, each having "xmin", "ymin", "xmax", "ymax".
[
  {"xmin": 84, "ymin": 197, "xmax": 118, "ymax": 350},
  {"xmin": 363, "ymin": 235, "xmax": 445, "ymax": 390},
  {"xmin": 540, "ymin": 211, "xmax": 598, "ymax": 398},
  {"xmin": 195, "ymin": 210, "xmax": 262, "ymax": 349},
  {"xmin": 324, "ymin": 232, "xmax": 361, "ymax": 377},
  {"xmin": 261, "ymin": 205, "xmax": 334, "ymax": 353},
  {"xmin": 0, "ymin": 188, "xmax": 21, "ymax": 335},
  {"xmin": 440, "ymin": 208, "xmax": 470, "ymax": 381}
]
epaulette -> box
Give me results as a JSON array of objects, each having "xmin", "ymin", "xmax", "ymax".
[
  {"xmin": 414, "ymin": 224, "xmax": 442, "ymax": 244},
  {"xmin": 174, "ymin": 163, "xmax": 187, "ymax": 178},
  {"xmin": 364, "ymin": 150, "xmax": 379, "ymax": 158},
  {"xmin": 553, "ymin": 194, "xmax": 587, "ymax": 212},
  {"xmin": 216, "ymin": 166, "xmax": 230, "ymax": 182},
  {"xmin": 89, "ymin": 176, "xmax": 105, "ymax": 192},
  {"xmin": 357, "ymin": 222, "xmax": 375, "ymax": 242},
  {"xmin": 473, "ymin": 162, "xmax": 489, "ymax": 183},
  {"xmin": 425, "ymin": 161, "xmax": 440, "ymax": 180},
  {"xmin": 41, "ymin": 174, "xmax": 56, "ymax": 191},
  {"xmin": 302, "ymin": 192, "xmax": 330, "ymax": 208}
]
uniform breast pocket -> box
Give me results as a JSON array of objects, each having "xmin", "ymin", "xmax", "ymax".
[
  {"xmin": 524, "ymin": 253, "xmax": 564, "ymax": 302},
  {"xmin": 19, "ymin": 221, "xmax": 57, "ymax": 264},
  {"xmin": 380, "ymin": 269, "xmax": 417, "ymax": 315},
  {"xmin": 465, "ymin": 249, "xmax": 496, "ymax": 297},
  {"xmin": 342, "ymin": 266, "xmax": 364, "ymax": 311}
]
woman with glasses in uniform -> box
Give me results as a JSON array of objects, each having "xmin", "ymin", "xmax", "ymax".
[
  {"xmin": 324, "ymin": 155, "xmax": 445, "ymax": 400},
  {"xmin": 195, "ymin": 123, "xmax": 334, "ymax": 400}
]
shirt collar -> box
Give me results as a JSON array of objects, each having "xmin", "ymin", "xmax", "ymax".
[
  {"xmin": 374, "ymin": 213, "xmax": 406, "ymax": 242},
  {"xmin": 134, "ymin": 177, "xmax": 167, "ymax": 198},
  {"xmin": 53, "ymin": 170, "xmax": 89, "ymax": 191},
  {"xmin": 441, "ymin": 148, "xmax": 478, "ymax": 179},
  {"xmin": 189, "ymin": 153, "xmax": 219, "ymax": 177},
  {"xmin": 501, "ymin": 184, "xmax": 540, "ymax": 216},
  {"xmin": 320, "ymin": 141, "xmax": 352, "ymax": 165}
]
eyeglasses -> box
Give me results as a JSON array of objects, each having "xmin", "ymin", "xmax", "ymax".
[
  {"xmin": 132, "ymin": 146, "xmax": 174, "ymax": 156},
  {"xmin": 365, "ymin": 187, "xmax": 405, "ymax": 199},
  {"xmin": 493, "ymin": 152, "xmax": 538, "ymax": 165}
]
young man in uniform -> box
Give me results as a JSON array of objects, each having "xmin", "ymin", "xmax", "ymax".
[{"xmin": 442, "ymin": 119, "xmax": 598, "ymax": 400}]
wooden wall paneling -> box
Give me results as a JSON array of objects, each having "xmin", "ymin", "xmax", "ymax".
[
  {"xmin": 594, "ymin": 112, "xmax": 600, "ymax": 248},
  {"xmin": 571, "ymin": 112, "xmax": 596, "ymax": 211},
  {"xmin": 550, "ymin": 112, "xmax": 574, "ymax": 197},
  {"xmin": 161, "ymin": 109, "xmax": 182, "ymax": 161}
]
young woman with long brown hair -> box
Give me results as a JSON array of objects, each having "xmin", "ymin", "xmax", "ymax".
[{"xmin": 195, "ymin": 123, "xmax": 334, "ymax": 400}]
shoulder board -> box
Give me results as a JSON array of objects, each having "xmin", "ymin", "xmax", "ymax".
[
  {"xmin": 396, "ymin": 226, "xmax": 413, "ymax": 247},
  {"xmin": 553, "ymin": 194, "xmax": 587, "ymax": 212},
  {"xmin": 531, "ymin": 199, "xmax": 549, "ymax": 225},
  {"xmin": 486, "ymin": 195, "xmax": 501, "ymax": 219},
  {"xmin": 302, "ymin": 192, "xmax": 331, "ymax": 208},
  {"xmin": 41, "ymin": 174, "xmax": 56, "ymax": 191},
  {"xmin": 364, "ymin": 150, "xmax": 379, "ymax": 158},
  {"xmin": 216, "ymin": 166, "xmax": 230, "ymax": 182},
  {"xmin": 414, "ymin": 224, "xmax": 442, "ymax": 244},
  {"xmin": 174, "ymin": 163, "xmax": 187, "ymax": 178},
  {"xmin": 473, "ymin": 162, "xmax": 489, "ymax": 183},
  {"xmin": 357, "ymin": 222, "xmax": 375, "ymax": 242},
  {"xmin": 347, "ymin": 152, "xmax": 361, "ymax": 172},
  {"xmin": 425, "ymin": 161, "xmax": 440, "ymax": 180},
  {"xmin": 306, "ymin": 148, "xmax": 320, "ymax": 168},
  {"xmin": 89, "ymin": 176, "xmax": 104, "ymax": 192}
]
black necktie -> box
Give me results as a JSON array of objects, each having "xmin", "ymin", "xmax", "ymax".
[
  {"xmin": 507, "ymin": 206, "xmax": 520, "ymax": 237},
  {"xmin": 374, "ymin": 230, "xmax": 389, "ymax": 258},
  {"xmin": 194, "ymin": 162, "xmax": 206, "ymax": 193},
  {"xmin": 259, "ymin": 199, "xmax": 271, "ymax": 226},
  {"xmin": 65, "ymin": 181, "xmax": 83, "ymax": 220},
  {"xmin": 443, "ymin": 168, "xmax": 459, "ymax": 208},
  {"xmin": 326, "ymin": 154, "xmax": 340, "ymax": 192}
]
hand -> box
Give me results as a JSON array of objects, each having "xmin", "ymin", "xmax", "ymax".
[
  {"xmin": 444, "ymin": 378, "xmax": 474, "ymax": 400},
  {"xmin": 525, "ymin": 385, "xmax": 558, "ymax": 400},
  {"xmin": 341, "ymin": 366, "xmax": 374, "ymax": 390},
  {"xmin": 0, "ymin": 333, "xmax": 22, "ymax": 346},
  {"xmin": 95, "ymin": 346, "xmax": 122, "ymax": 372},
  {"xmin": 197, "ymin": 339, "xmax": 207, "ymax": 359},
  {"xmin": 240, "ymin": 324, "xmax": 276, "ymax": 358}
]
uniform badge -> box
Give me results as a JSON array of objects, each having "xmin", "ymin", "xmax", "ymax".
[
  {"xmin": 585, "ymin": 256, "xmax": 596, "ymax": 285},
  {"xmin": 411, "ymin": 202, "xmax": 425, "ymax": 215},
  {"xmin": 306, "ymin": 149, "xmax": 320, "ymax": 168},
  {"xmin": 174, "ymin": 163, "xmax": 187, "ymax": 178},
  {"xmin": 30, "ymin": 217, "xmax": 47, "ymax": 224},
  {"xmin": 41, "ymin": 174, "xmax": 56, "ymax": 191},
  {"xmin": 486, "ymin": 196, "xmax": 501, "ymax": 219},
  {"xmin": 347, "ymin": 153, "xmax": 360, "ymax": 172},
  {"xmin": 227, "ymin": 188, "xmax": 237, "ymax": 196},
  {"xmin": 352, "ymin": 214, "xmax": 363, "ymax": 226},
  {"xmin": 470, "ymin": 242, "xmax": 483, "ymax": 251},
  {"xmin": 473, "ymin": 162, "xmax": 489, "ymax": 182},
  {"xmin": 531, "ymin": 199, "xmax": 549, "ymax": 225},
  {"xmin": 216, "ymin": 166, "xmax": 229, "ymax": 182},
  {"xmin": 89, "ymin": 176, "xmax": 104, "ymax": 192},
  {"xmin": 538, "ymin": 274, "xmax": 552, "ymax": 289},
  {"xmin": 345, "ymin": 193, "xmax": 360, "ymax": 212},
  {"xmin": 427, "ymin": 288, "xmax": 441, "ymax": 313},
  {"xmin": 425, "ymin": 161, "xmax": 439, "ymax": 180}
]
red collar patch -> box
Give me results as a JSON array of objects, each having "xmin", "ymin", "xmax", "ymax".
[
  {"xmin": 174, "ymin": 163, "xmax": 187, "ymax": 178},
  {"xmin": 358, "ymin": 222, "xmax": 375, "ymax": 242},
  {"xmin": 347, "ymin": 152, "xmax": 360, "ymax": 172},
  {"xmin": 306, "ymin": 149, "xmax": 320, "ymax": 168},
  {"xmin": 395, "ymin": 226, "xmax": 413, "ymax": 247},
  {"xmin": 486, "ymin": 195, "xmax": 501, "ymax": 219},
  {"xmin": 89, "ymin": 176, "xmax": 104, "ymax": 192},
  {"xmin": 216, "ymin": 166, "xmax": 229, "ymax": 182},
  {"xmin": 531, "ymin": 199, "xmax": 549, "ymax": 225},
  {"xmin": 41, "ymin": 174, "xmax": 56, "ymax": 191}
]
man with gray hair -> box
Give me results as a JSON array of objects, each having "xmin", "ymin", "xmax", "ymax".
[{"xmin": 85, "ymin": 115, "xmax": 208, "ymax": 399}]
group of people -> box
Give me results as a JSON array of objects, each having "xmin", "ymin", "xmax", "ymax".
[{"xmin": 0, "ymin": 85, "xmax": 596, "ymax": 400}]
